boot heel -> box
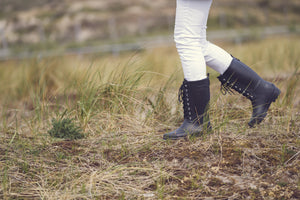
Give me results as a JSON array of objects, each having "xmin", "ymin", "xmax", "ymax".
[{"xmin": 272, "ymin": 87, "xmax": 281, "ymax": 102}]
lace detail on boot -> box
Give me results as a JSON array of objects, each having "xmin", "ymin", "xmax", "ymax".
[
  {"xmin": 220, "ymin": 81, "xmax": 235, "ymax": 95},
  {"xmin": 178, "ymin": 80, "xmax": 192, "ymax": 121},
  {"xmin": 218, "ymin": 76, "xmax": 255, "ymax": 101}
]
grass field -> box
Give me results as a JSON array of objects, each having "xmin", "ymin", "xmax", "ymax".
[{"xmin": 0, "ymin": 36, "xmax": 299, "ymax": 199}]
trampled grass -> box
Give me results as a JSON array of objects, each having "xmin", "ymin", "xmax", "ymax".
[{"xmin": 0, "ymin": 36, "xmax": 299, "ymax": 199}]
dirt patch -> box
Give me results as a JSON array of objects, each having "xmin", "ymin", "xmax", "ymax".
[{"xmin": 51, "ymin": 140, "xmax": 83, "ymax": 155}]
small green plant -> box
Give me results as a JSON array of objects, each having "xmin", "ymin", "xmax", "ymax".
[{"xmin": 48, "ymin": 117, "xmax": 84, "ymax": 140}]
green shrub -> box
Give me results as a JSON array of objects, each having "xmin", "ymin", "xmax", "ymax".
[{"xmin": 48, "ymin": 117, "xmax": 84, "ymax": 140}]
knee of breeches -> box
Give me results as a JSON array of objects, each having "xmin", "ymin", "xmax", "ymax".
[{"xmin": 174, "ymin": 34, "xmax": 209, "ymax": 53}]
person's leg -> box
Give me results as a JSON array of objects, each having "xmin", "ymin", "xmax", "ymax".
[
  {"xmin": 174, "ymin": 0, "xmax": 233, "ymax": 76},
  {"xmin": 204, "ymin": 40, "xmax": 281, "ymax": 127},
  {"xmin": 169, "ymin": 0, "xmax": 281, "ymax": 133},
  {"xmin": 204, "ymin": 42, "xmax": 233, "ymax": 74},
  {"xmin": 199, "ymin": 3, "xmax": 281, "ymax": 127},
  {"xmin": 164, "ymin": 0, "xmax": 212, "ymax": 140},
  {"xmin": 174, "ymin": 0, "xmax": 213, "ymax": 81}
]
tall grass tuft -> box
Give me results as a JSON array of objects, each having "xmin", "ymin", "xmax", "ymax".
[{"xmin": 283, "ymin": 69, "xmax": 299, "ymax": 107}]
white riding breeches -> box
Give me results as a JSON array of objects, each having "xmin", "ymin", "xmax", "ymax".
[{"xmin": 175, "ymin": 0, "xmax": 233, "ymax": 81}]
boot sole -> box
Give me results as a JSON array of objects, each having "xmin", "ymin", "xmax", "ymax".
[
  {"xmin": 163, "ymin": 131, "xmax": 202, "ymax": 140},
  {"xmin": 163, "ymin": 135, "xmax": 187, "ymax": 140},
  {"xmin": 163, "ymin": 124, "xmax": 212, "ymax": 140}
]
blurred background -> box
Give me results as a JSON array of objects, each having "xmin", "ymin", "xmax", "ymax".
[{"xmin": 0, "ymin": 0, "xmax": 299, "ymax": 60}]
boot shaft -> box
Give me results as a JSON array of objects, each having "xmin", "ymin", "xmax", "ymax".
[
  {"xmin": 217, "ymin": 57, "xmax": 262, "ymax": 101},
  {"xmin": 217, "ymin": 57, "xmax": 277, "ymax": 102},
  {"xmin": 179, "ymin": 78, "xmax": 210, "ymax": 124}
]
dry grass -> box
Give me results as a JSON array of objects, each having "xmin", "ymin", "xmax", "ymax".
[{"xmin": 0, "ymin": 36, "xmax": 299, "ymax": 199}]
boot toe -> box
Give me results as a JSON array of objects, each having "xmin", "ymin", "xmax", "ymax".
[
  {"xmin": 248, "ymin": 85, "xmax": 280, "ymax": 127},
  {"xmin": 163, "ymin": 128, "xmax": 191, "ymax": 140},
  {"xmin": 248, "ymin": 114, "xmax": 266, "ymax": 127}
]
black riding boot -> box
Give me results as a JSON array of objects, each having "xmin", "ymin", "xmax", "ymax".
[
  {"xmin": 163, "ymin": 77, "xmax": 211, "ymax": 140},
  {"xmin": 217, "ymin": 57, "xmax": 281, "ymax": 127}
]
